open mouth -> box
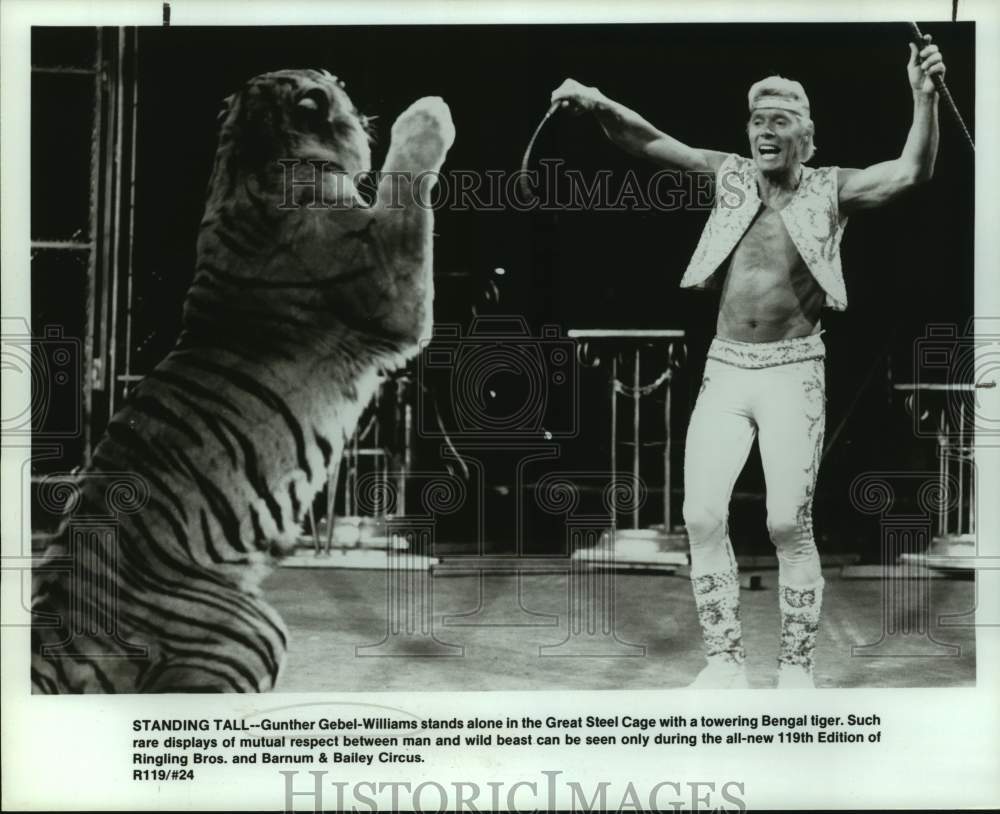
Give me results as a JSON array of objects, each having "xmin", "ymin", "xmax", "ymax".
[{"xmin": 757, "ymin": 144, "xmax": 780, "ymax": 157}]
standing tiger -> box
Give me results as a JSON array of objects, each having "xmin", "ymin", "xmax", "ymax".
[{"xmin": 31, "ymin": 70, "xmax": 455, "ymax": 692}]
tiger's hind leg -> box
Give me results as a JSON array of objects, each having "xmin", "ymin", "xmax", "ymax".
[{"xmin": 136, "ymin": 593, "xmax": 288, "ymax": 693}]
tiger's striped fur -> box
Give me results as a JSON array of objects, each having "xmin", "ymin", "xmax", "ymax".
[{"xmin": 31, "ymin": 70, "xmax": 455, "ymax": 692}]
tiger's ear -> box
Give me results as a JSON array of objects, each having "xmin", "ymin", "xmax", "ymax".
[
  {"xmin": 217, "ymin": 93, "xmax": 236, "ymax": 124},
  {"xmin": 319, "ymin": 69, "xmax": 346, "ymax": 89}
]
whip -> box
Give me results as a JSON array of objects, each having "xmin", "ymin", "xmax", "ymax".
[{"xmin": 909, "ymin": 22, "xmax": 974, "ymax": 152}]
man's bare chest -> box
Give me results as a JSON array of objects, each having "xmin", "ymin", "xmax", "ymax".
[{"xmin": 729, "ymin": 206, "xmax": 805, "ymax": 276}]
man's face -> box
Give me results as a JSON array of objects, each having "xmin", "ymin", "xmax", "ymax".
[{"xmin": 747, "ymin": 108, "xmax": 806, "ymax": 173}]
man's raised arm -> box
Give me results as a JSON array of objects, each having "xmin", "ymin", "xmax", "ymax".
[
  {"xmin": 838, "ymin": 36, "xmax": 946, "ymax": 213},
  {"xmin": 551, "ymin": 78, "xmax": 728, "ymax": 174}
]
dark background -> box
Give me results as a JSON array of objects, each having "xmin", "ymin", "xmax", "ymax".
[{"xmin": 32, "ymin": 23, "xmax": 975, "ymax": 558}]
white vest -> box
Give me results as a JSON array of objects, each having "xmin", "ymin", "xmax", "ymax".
[{"xmin": 680, "ymin": 153, "xmax": 849, "ymax": 311}]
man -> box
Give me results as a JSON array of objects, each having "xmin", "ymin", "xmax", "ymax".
[{"xmin": 552, "ymin": 36, "xmax": 945, "ymax": 688}]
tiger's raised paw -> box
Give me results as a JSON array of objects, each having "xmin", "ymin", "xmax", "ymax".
[{"xmin": 388, "ymin": 96, "xmax": 455, "ymax": 174}]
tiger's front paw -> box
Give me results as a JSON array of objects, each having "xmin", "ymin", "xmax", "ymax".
[{"xmin": 388, "ymin": 96, "xmax": 455, "ymax": 174}]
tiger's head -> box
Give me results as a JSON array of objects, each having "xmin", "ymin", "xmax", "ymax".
[
  {"xmin": 188, "ymin": 69, "xmax": 433, "ymax": 361},
  {"xmin": 219, "ymin": 69, "xmax": 370, "ymax": 175},
  {"xmin": 202, "ymin": 69, "xmax": 372, "ymax": 227}
]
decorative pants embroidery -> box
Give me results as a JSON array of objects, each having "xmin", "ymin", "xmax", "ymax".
[
  {"xmin": 779, "ymin": 579, "xmax": 825, "ymax": 672},
  {"xmin": 691, "ymin": 568, "xmax": 745, "ymax": 665}
]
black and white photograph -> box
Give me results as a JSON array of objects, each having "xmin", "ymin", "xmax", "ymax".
[{"xmin": 3, "ymin": 0, "xmax": 999, "ymax": 810}]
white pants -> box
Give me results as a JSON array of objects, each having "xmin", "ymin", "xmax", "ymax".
[{"xmin": 683, "ymin": 334, "xmax": 826, "ymax": 588}]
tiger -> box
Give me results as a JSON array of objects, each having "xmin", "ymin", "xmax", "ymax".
[{"xmin": 31, "ymin": 69, "xmax": 455, "ymax": 693}]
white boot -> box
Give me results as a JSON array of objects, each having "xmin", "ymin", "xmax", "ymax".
[
  {"xmin": 776, "ymin": 663, "xmax": 815, "ymax": 689},
  {"xmin": 689, "ymin": 657, "xmax": 750, "ymax": 689},
  {"xmin": 688, "ymin": 568, "xmax": 747, "ymax": 689},
  {"xmin": 776, "ymin": 579, "xmax": 824, "ymax": 689}
]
